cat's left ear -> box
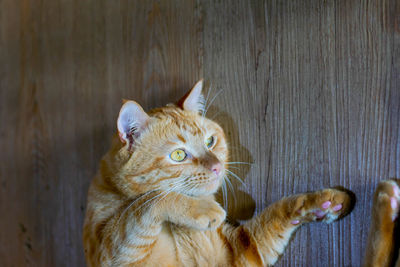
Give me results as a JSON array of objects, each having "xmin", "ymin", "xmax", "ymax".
[
  {"xmin": 177, "ymin": 79, "xmax": 205, "ymax": 113},
  {"xmin": 117, "ymin": 100, "xmax": 149, "ymax": 145}
]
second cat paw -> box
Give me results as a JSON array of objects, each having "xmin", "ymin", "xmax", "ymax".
[{"xmin": 375, "ymin": 179, "xmax": 400, "ymax": 222}]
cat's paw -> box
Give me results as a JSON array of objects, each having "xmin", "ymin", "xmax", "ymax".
[
  {"xmin": 189, "ymin": 200, "xmax": 226, "ymax": 230},
  {"xmin": 374, "ymin": 179, "xmax": 400, "ymax": 222},
  {"xmin": 290, "ymin": 188, "xmax": 354, "ymax": 225}
]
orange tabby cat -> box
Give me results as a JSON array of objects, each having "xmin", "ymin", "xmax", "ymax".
[
  {"xmin": 83, "ymin": 80, "xmax": 354, "ymax": 266},
  {"xmin": 364, "ymin": 179, "xmax": 400, "ymax": 267}
]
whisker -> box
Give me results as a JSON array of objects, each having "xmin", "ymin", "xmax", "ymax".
[
  {"xmin": 228, "ymin": 166, "xmax": 240, "ymax": 170},
  {"xmin": 132, "ymin": 191, "xmax": 166, "ymax": 214},
  {"xmin": 150, "ymin": 190, "xmax": 174, "ymax": 210},
  {"xmin": 209, "ymin": 110, "xmax": 222, "ymax": 121},
  {"xmin": 203, "ymin": 88, "xmax": 224, "ymax": 117},
  {"xmin": 202, "ymin": 83, "xmax": 213, "ymax": 118},
  {"xmin": 151, "ymin": 179, "xmax": 192, "ymax": 207},
  {"xmin": 226, "ymin": 169, "xmax": 247, "ymax": 188},
  {"xmin": 226, "ymin": 161, "xmax": 253, "ymax": 165},
  {"xmin": 222, "ymin": 179, "xmax": 228, "ymax": 209},
  {"xmin": 224, "ymin": 175, "xmax": 236, "ymax": 204},
  {"xmin": 156, "ymin": 182, "xmax": 195, "ymax": 207},
  {"xmin": 140, "ymin": 185, "xmax": 182, "ymax": 214},
  {"xmin": 117, "ymin": 189, "xmax": 158, "ymax": 224},
  {"xmin": 116, "ymin": 189, "xmax": 159, "ymax": 225}
]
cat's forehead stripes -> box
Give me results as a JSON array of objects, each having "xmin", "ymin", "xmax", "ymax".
[
  {"xmin": 150, "ymin": 106, "xmax": 206, "ymax": 136},
  {"xmin": 176, "ymin": 134, "xmax": 186, "ymax": 143}
]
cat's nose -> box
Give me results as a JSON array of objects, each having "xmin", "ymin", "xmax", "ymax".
[{"xmin": 211, "ymin": 162, "xmax": 222, "ymax": 176}]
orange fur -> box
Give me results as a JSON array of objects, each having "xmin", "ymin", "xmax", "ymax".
[
  {"xmin": 364, "ymin": 179, "xmax": 400, "ymax": 267},
  {"xmin": 83, "ymin": 81, "xmax": 354, "ymax": 266}
]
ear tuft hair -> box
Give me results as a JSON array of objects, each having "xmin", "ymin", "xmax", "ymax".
[{"xmin": 117, "ymin": 100, "xmax": 149, "ymax": 145}]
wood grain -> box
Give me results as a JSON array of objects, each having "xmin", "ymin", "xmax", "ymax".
[{"xmin": 0, "ymin": 0, "xmax": 399, "ymax": 266}]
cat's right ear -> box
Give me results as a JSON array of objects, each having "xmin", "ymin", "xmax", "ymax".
[{"xmin": 117, "ymin": 100, "xmax": 149, "ymax": 145}]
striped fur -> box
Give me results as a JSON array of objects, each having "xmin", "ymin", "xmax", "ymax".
[{"xmin": 83, "ymin": 83, "xmax": 354, "ymax": 266}]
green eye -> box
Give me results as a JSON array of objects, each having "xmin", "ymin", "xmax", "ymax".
[
  {"xmin": 205, "ymin": 136, "xmax": 215, "ymax": 148},
  {"xmin": 170, "ymin": 149, "xmax": 187, "ymax": 162}
]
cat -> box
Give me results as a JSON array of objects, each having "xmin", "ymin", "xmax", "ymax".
[
  {"xmin": 83, "ymin": 80, "xmax": 355, "ymax": 266},
  {"xmin": 364, "ymin": 179, "xmax": 400, "ymax": 267}
]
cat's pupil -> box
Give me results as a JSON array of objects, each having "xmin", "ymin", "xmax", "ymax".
[{"xmin": 206, "ymin": 136, "xmax": 214, "ymax": 148}]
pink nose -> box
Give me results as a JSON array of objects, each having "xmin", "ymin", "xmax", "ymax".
[{"xmin": 211, "ymin": 162, "xmax": 222, "ymax": 176}]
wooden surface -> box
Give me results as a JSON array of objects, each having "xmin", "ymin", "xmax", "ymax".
[{"xmin": 0, "ymin": 0, "xmax": 399, "ymax": 266}]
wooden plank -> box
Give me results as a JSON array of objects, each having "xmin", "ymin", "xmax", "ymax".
[{"xmin": 0, "ymin": 0, "xmax": 399, "ymax": 266}]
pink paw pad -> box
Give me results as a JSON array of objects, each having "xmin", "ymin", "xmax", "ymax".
[
  {"xmin": 321, "ymin": 201, "xmax": 331, "ymax": 209},
  {"xmin": 332, "ymin": 204, "xmax": 342, "ymax": 212}
]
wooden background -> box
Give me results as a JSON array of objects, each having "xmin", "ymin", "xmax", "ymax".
[{"xmin": 0, "ymin": 0, "xmax": 399, "ymax": 266}]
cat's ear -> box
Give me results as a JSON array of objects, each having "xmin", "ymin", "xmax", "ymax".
[
  {"xmin": 177, "ymin": 79, "xmax": 205, "ymax": 113},
  {"xmin": 117, "ymin": 100, "xmax": 149, "ymax": 145}
]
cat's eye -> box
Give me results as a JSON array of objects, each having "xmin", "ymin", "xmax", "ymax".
[
  {"xmin": 170, "ymin": 149, "xmax": 187, "ymax": 162},
  {"xmin": 205, "ymin": 136, "xmax": 215, "ymax": 148}
]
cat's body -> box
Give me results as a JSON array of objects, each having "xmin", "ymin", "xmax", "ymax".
[{"xmin": 83, "ymin": 81, "xmax": 354, "ymax": 266}]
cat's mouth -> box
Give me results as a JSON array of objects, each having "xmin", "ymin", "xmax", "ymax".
[{"xmin": 181, "ymin": 174, "xmax": 222, "ymax": 196}]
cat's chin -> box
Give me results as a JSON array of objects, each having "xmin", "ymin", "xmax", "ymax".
[
  {"xmin": 208, "ymin": 176, "xmax": 222, "ymax": 191},
  {"xmin": 175, "ymin": 177, "xmax": 221, "ymax": 197},
  {"xmin": 198, "ymin": 177, "xmax": 220, "ymax": 194},
  {"xmin": 185, "ymin": 177, "xmax": 222, "ymax": 197}
]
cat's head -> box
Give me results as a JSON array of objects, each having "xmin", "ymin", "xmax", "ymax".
[{"xmin": 113, "ymin": 80, "xmax": 228, "ymax": 197}]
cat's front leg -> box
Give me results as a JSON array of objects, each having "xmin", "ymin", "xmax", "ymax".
[
  {"xmin": 159, "ymin": 192, "xmax": 226, "ymax": 230},
  {"xmin": 227, "ymin": 188, "xmax": 354, "ymax": 266},
  {"xmin": 364, "ymin": 179, "xmax": 400, "ymax": 267}
]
